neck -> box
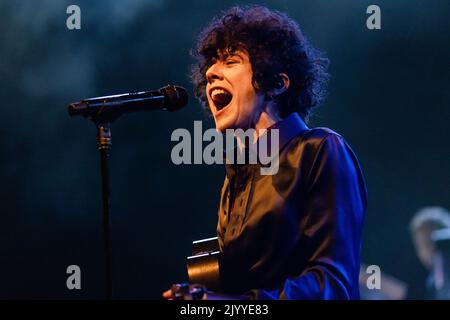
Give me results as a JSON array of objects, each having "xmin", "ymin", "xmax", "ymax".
[{"xmin": 236, "ymin": 102, "xmax": 282, "ymax": 149}]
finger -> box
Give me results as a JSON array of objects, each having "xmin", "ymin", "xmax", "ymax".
[{"xmin": 162, "ymin": 289, "xmax": 173, "ymax": 299}]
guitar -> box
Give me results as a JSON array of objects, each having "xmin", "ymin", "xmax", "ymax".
[
  {"xmin": 186, "ymin": 236, "xmax": 222, "ymax": 292},
  {"xmin": 169, "ymin": 237, "xmax": 245, "ymax": 300}
]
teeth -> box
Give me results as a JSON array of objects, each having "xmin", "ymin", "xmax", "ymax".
[{"xmin": 211, "ymin": 88, "xmax": 229, "ymax": 98}]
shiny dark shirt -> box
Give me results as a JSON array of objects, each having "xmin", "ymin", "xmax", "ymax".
[{"xmin": 216, "ymin": 113, "xmax": 367, "ymax": 299}]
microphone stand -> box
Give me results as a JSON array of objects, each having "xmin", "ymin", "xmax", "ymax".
[
  {"xmin": 96, "ymin": 123, "xmax": 113, "ymax": 300},
  {"xmin": 89, "ymin": 109, "xmax": 121, "ymax": 300},
  {"xmin": 68, "ymin": 85, "xmax": 188, "ymax": 300}
]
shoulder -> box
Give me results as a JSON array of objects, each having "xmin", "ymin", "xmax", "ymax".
[
  {"xmin": 287, "ymin": 126, "xmax": 348, "ymax": 153},
  {"xmin": 283, "ymin": 126, "xmax": 363, "ymax": 175},
  {"xmin": 303, "ymin": 127, "xmax": 343, "ymax": 140}
]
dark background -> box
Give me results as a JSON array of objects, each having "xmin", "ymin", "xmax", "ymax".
[{"xmin": 0, "ymin": 0, "xmax": 448, "ymax": 299}]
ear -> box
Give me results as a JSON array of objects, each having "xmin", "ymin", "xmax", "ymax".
[{"xmin": 272, "ymin": 73, "xmax": 290, "ymax": 96}]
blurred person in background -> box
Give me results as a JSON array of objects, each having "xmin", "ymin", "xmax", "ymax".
[{"xmin": 410, "ymin": 206, "xmax": 450, "ymax": 299}]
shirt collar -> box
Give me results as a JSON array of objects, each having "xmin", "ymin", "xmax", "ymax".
[
  {"xmin": 268, "ymin": 112, "xmax": 309, "ymax": 152},
  {"xmin": 224, "ymin": 112, "xmax": 309, "ymax": 179}
]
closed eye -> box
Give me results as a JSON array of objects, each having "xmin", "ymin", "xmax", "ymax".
[{"xmin": 225, "ymin": 59, "xmax": 238, "ymax": 65}]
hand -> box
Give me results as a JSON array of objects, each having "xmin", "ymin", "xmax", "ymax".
[{"xmin": 162, "ymin": 283, "xmax": 208, "ymax": 300}]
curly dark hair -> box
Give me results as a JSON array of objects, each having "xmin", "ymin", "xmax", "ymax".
[{"xmin": 191, "ymin": 5, "xmax": 330, "ymax": 121}]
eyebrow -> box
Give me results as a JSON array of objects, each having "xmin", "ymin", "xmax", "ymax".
[
  {"xmin": 217, "ymin": 50, "xmax": 245, "ymax": 61},
  {"xmin": 228, "ymin": 53, "xmax": 244, "ymax": 60}
]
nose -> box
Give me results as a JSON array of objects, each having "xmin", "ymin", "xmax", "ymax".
[{"xmin": 205, "ymin": 63, "xmax": 223, "ymax": 84}]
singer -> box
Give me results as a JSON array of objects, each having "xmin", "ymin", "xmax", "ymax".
[{"xmin": 165, "ymin": 5, "xmax": 367, "ymax": 300}]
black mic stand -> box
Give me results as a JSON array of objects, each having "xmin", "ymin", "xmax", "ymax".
[
  {"xmin": 96, "ymin": 122, "xmax": 113, "ymax": 300},
  {"xmin": 68, "ymin": 85, "xmax": 188, "ymax": 300},
  {"xmin": 91, "ymin": 110, "xmax": 120, "ymax": 300}
]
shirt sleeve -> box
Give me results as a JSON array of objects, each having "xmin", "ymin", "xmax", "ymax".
[{"xmin": 246, "ymin": 133, "xmax": 367, "ymax": 300}]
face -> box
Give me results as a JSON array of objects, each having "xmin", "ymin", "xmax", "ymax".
[
  {"xmin": 205, "ymin": 50, "xmax": 265, "ymax": 132},
  {"xmin": 413, "ymin": 227, "xmax": 435, "ymax": 270}
]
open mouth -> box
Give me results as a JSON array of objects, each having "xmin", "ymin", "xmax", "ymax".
[{"xmin": 210, "ymin": 88, "xmax": 233, "ymax": 111}]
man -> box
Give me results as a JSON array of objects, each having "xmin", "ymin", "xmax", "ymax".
[
  {"xmin": 409, "ymin": 206, "xmax": 450, "ymax": 299},
  {"xmin": 164, "ymin": 5, "xmax": 367, "ymax": 300}
]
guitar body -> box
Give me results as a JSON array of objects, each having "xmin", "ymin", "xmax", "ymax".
[{"xmin": 186, "ymin": 237, "xmax": 222, "ymax": 292}]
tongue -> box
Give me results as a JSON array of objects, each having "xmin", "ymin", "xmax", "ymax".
[{"xmin": 212, "ymin": 93, "xmax": 232, "ymax": 110}]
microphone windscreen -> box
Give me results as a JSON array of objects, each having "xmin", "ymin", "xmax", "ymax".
[{"xmin": 161, "ymin": 85, "xmax": 188, "ymax": 111}]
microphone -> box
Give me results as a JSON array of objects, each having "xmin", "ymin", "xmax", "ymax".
[{"xmin": 68, "ymin": 85, "xmax": 188, "ymax": 120}]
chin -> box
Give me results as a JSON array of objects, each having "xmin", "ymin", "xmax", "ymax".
[
  {"xmin": 214, "ymin": 121, "xmax": 229, "ymax": 132},
  {"xmin": 214, "ymin": 115, "xmax": 234, "ymax": 132}
]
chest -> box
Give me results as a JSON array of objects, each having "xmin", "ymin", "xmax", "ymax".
[{"xmin": 218, "ymin": 162, "xmax": 305, "ymax": 246}]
